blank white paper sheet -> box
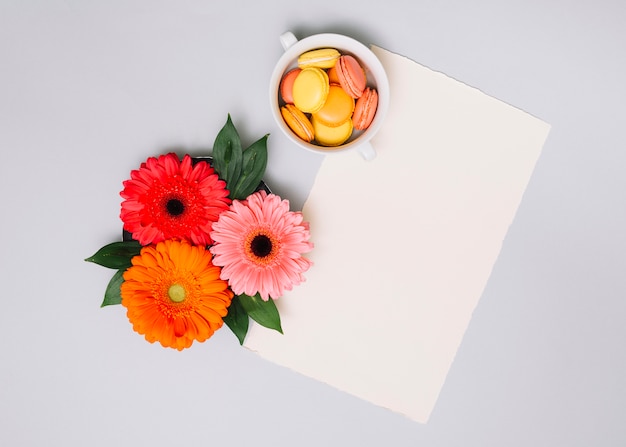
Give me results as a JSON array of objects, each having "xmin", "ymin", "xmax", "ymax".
[{"xmin": 245, "ymin": 46, "xmax": 551, "ymax": 423}]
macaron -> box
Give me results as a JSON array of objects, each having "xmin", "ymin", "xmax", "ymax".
[
  {"xmin": 292, "ymin": 67, "xmax": 330, "ymax": 114},
  {"xmin": 352, "ymin": 87, "xmax": 378, "ymax": 130},
  {"xmin": 327, "ymin": 65, "xmax": 340, "ymax": 84},
  {"xmin": 335, "ymin": 55, "xmax": 367, "ymax": 98},
  {"xmin": 281, "ymin": 104, "xmax": 315, "ymax": 143},
  {"xmin": 279, "ymin": 68, "xmax": 301, "ymax": 104},
  {"xmin": 313, "ymin": 84, "xmax": 355, "ymax": 127},
  {"xmin": 297, "ymin": 48, "xmax": 340, "ymax": 69},
  {"xmin": 312, "ymin": 115, "xmax": 353, "ymax": 147}
]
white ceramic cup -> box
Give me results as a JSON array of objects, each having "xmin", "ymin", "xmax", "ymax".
[{"xmin": 269, "ymin": 31, "xmax": 389, "ymax": 161}]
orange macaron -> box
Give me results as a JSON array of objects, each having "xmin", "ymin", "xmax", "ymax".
[
  {"xmin": 281, "ymin": 103, "xmax": 315, "ymax": 143},
  {"xmin": 327, "ymin": 65, "xmax": 340, "ymax": 84},
  {"xmin": 313, "ymin": 84, "xmax": 355, "ymax": 127},
  {"xmin": 352, "ymin": 87, "xmax": 378, "ymax": 130},
  {"xmin": 335, "ymin": 55, "xmax": 367, "ymax": 98},
  {"xmin": 279, "ymin": 68, "xmax": 301, "ymax": 104}
]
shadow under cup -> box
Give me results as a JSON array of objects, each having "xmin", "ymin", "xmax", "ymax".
[{"xmin": 269, "ymin": 32, "xmax": 389, "ymax": 161}]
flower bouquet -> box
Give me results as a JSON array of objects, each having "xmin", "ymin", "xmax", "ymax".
[{"xmin": 86, "ymin": 116, "xmax": 313, "ymax": 350}]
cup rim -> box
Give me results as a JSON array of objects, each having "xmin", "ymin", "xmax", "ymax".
[{"xmin": 269, "ymin": 33, "xmax": 389, "ymax": 156}]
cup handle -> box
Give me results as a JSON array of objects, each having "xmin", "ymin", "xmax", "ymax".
[
  {"xmin": 280, "ymin": 31, "xmax": 298, "ymax": 51},
  {"xmin": 358, "ymin": 142, "xmax": 377, "ymax": 161}
]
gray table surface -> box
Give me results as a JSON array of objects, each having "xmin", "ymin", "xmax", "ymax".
[{"xmin": 1, "ymin": 1, "xmax": 624, "ymax": 446}]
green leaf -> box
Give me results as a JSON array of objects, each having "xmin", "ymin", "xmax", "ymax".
[
  {"xmin": 223, "ymin": 295, "xmax": 250, "ymax": 345},
  {"xmin": 229, "ymin": 134, "xmax": 269, "ymax": 200},
  {"xmin": 101, "ymin": 269, "xmax": 125, "ymax": 307},
  {"xmin": 212, "ymin": 114, "xmax": 243, "ymax": 189},
  {"xmin": 238, "ymin": 293, "xmax": 283, "ymax": 334},
  {"xmin": 85, "ymin": 241, "xmax": 142, "ymax": 269}
]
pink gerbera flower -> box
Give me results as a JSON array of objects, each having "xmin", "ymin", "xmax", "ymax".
[
  {"xmin": 120, "ymin": 153, "xmax": 230, "ymax": 246},
  {"xmin": 210, "ymin": 190, "xmax": 313, "ymax": 300}
]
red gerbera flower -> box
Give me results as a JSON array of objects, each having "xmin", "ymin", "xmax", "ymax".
[{"xmin": 120, "ymin": 153, "xmax": 230, "ymax": 246}]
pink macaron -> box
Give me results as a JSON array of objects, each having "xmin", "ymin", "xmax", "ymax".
[
  {"xmin": 352, "ymin": 87, "xmax": 378, "ymax": 130},
  {"xmin": 279, "ymin": 68, "xmax": 302, "ymax": 104},
  {"xmin": 336, "ymin": 55, "xmax": 367, "ymax": 98}
]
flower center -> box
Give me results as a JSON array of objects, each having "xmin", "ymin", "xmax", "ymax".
[
  {"xmin": 250, "ymin": 234, "xmax": 273, "ymax": 258},
  {"xmin": 168, "ymin": 283, "xmax": 186, "ymax": 303},
  {"xmin": 166, "ymin": 198, "xmax": 185, "ymax": 216}
]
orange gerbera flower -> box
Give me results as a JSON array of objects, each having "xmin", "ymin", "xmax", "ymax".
[{"xmin": 120, "ymin": 239, "xmax": 233, "ymax": 350}]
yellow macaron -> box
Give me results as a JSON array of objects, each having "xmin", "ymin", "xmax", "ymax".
[
  {"xmin": 312, "ymin": 115, "xmax": 353, "ymax": 147},
  {"xmin": 297, "ymin": 48, "xmax": 340, "ymax": 69},
  {"xmin": 292, "ymin": 67, "xmax": 330, "ymax": 114}
]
